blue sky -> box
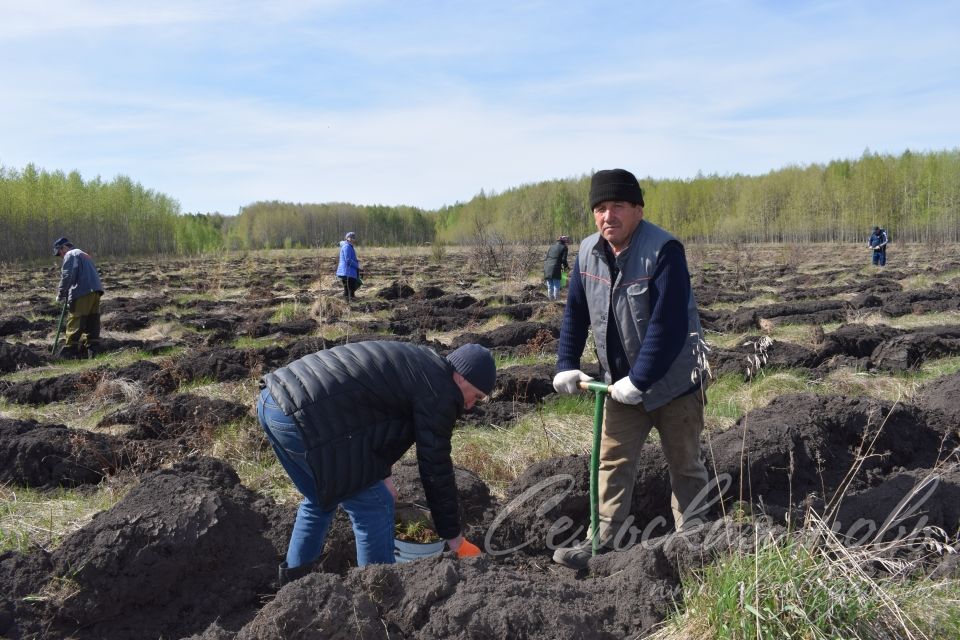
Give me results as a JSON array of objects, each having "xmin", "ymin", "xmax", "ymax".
[{"xmin": 1, "ymin": 0, "xmax": 958, "ymax": 214}]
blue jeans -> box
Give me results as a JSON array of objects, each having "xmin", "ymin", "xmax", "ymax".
[
  {"xmin": 257, "ymin": 388, "xmax": 395, "ymax": 567},
  {"xmin": 546, "ymin": 278, "xmax": 561, "ymax": 300},
  {"xmin": 872, "ymin": 250, "xmax": 886, "ymax": 266}
]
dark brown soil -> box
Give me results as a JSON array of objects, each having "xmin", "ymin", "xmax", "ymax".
[{"xmin": 1, "ymin": 245, "xmax": 958, "ymax": 639}]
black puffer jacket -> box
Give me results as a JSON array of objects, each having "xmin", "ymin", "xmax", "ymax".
[{"xmin": 261, "ymin": 341, "xmax": 464, "ymax": 539}]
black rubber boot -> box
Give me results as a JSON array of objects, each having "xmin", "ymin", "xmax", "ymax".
[
  {"xmin": 55, "ymin": 344, "xmax": 80, "ymax": 360},
  {"xmin": 277, "ymin": 561, "xmax": 315, "ymax": 588}
]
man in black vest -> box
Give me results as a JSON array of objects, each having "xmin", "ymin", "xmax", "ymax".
[
  {"xmin": 551, "ymin": 169, "xmax": 710, "ymax": 569},
  {"xmin": 257, "ymin": 340, "xmax": 494, "ymax": 584}
]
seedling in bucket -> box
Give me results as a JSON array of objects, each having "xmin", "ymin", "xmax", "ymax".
[
  {"xmin": 394, "ymin": 504, "xmax": 444, "ymax": 562},
  {"xmin": 395, "ymin": 515, "xmax": 440, "ymax": 544}
]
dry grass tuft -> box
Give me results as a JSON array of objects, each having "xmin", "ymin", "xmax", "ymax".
[{"xmin": 450, "ymin": 400, "xmax": 594, "ymax": 497}]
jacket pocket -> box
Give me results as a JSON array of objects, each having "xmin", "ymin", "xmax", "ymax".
[{"xmin": 625, "ymin": 282, "xmax": 651, "ymax": 325}]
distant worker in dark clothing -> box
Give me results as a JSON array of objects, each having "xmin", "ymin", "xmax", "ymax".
[
  {"xmin": 257, "ymin": 340, "xmax": 495, "ymax": 585},
  {"xmin": 53, "ymin": 237, "xmax": 104, "ymax": 359},
  {"xmin": 543, "ymin": 235, "xmax": 570, "ymax": 300},
  {"xmin": 551, "ymin": 169, "xmax": 710, "ymax": 570},
  {"xmin": 868, "ymin": 226, "xmax": 888, "ymax": 266},
  {"xmin": 336, "ymin": 231, "xmax": 362, "ymax": 301}
]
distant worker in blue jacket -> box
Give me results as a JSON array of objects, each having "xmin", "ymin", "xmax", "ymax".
[
  {"xmin": 550, "ymin": 169, "xmax": 710, "ymax": 569},
  {"xmin": 336, "ymin": 231, "xmax": 362, "ymax": 301},
  {"xmin": 868, "ymin": 226, "xmax": 888, "ymax": 266},
  {"xmin": 53, "ymin": 237, "xmax": 104, "ymax": 359}
]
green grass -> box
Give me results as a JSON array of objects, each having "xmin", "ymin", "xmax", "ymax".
[
  {"xmin": 176, "ymin": 376, "xmax": 219, "ymax": 392},
  {"xmin": 0, "ymin": 484, "xmax": 128, "ymax": 554},
  {"xmin": 270, "ymin": 300, "xmax": 310, "ymax": 323},
  {"xmin": 0, "ymin": 347, "xmax": 179, "ymax": 385},
  {"xmin": 172, "ymin": 292, "xmax": 218, "ymax": 306},
  {"xmin": 652, "ymin": 530, "xmax": 955, "ymax": 640},
  {"xmin": 206, "ymin": 418, "xmax": 301, "ymax": 504},
  {"xmin": 705, "ymin": 370, "xmax": 811, "ymax": 426},
  {"xmin": 231, "ymin": 335, "xmax": 284, "ymax": 349},
  {"xmin": 494, "ymin": 352, "xmax": 556, "ymax": 368},
  {"xmin": 450, "ymin": 394, "xmax": 596, "ymax": 497},
  {"xmin": 704, "ymin": 354, "xmax": 960, "ymax": 426},
  {"xmin": 900, "ymin": 268, "xmax": 960, "ymax": 291},
  {"xmin": 915, "ymin": 354, "xmax": 960, "ymax": 378}
]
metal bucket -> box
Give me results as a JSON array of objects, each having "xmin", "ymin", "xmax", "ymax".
[
  {"xmin": 394, "ymin": 502, "xmax": 444, "ymax": 563},
  {"xmin": 394, "ymin": 537, "xmax": 444, "ymax": 563}
]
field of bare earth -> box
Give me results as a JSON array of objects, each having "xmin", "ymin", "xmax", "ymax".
[{"xmin": 1, "ymin": 242, "xmax": 959, "ymax": 639}]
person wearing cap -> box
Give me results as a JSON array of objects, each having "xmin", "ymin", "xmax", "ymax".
[
  {"xmin": 257, "ymin": 340, "xmax": 496, "ymax": 584},
  {"xmin": 550, "ymin": 169, "xmax": 710, "ymax": 569},
  {"xmin": 52, "ymin": 237, "xmax": 104, "ymax": 359},
  {"xmin": 543, "ymin": 235, "xmax": 570, "ymax": 301},
  {"xmin": 336, "ymin": 231, "xmax": 362, "ymax": 301},
  {"xmin": 867, "ymin": 225, "xmax": 888, "ymax": 266}
]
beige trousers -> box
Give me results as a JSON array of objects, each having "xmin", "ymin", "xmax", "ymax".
[
  {"xmin": 65, "ymin": 291, "xmax": 102, "ymax": 349},
  {"xmin": 596, "ymin": 390, "xmax": 709, "ymax": 540}
]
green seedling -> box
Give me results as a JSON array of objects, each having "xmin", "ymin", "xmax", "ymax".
[{"xmin": 394, "ymin": 515, "xmax": 440, "ymax": 544}]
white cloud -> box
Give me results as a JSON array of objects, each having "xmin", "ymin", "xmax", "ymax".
[{"xmin": 1, "ymin": 0, "xmax": 958, "ymax": 213}]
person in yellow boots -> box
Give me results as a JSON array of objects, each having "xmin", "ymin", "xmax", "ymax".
[
  {"xmin": 257, "ymin": 341, "xmax": 493, "ymax": 585},
  {"xmin": 53, "ymin": 237, "xmax": 104, "ymax": 359}
]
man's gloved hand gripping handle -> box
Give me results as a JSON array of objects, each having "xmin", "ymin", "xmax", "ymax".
[{"xmin": 552, "ymin": 370, "xmax": 594, "ymax": 394}]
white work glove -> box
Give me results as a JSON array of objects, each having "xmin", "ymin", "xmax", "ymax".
[
  {"xmin": 611, "ymin": 376, "xmax": 644, "ymax": 405},
  {"xmin": 552, "ymin": 370, "xmax": 594, "ymax": 394}
]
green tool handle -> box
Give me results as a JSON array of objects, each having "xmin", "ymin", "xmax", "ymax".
[
  {"xmin": 579, "ymin": 381, "xmax": 610, "ymax": 556},
  {"xmin": 578, "ymin": 381, "xmax": 610, "ymax": 393},
  {"xmin": 51, "ymin": 302, "xmax": 67, "ymax": 355}
]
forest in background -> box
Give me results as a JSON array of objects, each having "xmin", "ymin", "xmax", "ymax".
[{"xmin": 2, "ymin": 148, "xmax": 958, "ymax": 262}]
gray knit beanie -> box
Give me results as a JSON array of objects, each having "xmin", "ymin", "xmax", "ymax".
[{"xmin": 446, "ymin": 344, "xmax": 496, "ymax": 396}]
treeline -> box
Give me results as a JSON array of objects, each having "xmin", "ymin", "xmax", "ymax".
[
  {"xmin": 3, "ymin": 149, "xmax": 958, "ymax": 262},
  {"xmin": 226, "ymin": 201, "xmax": 435, "ymax": 249},
  {"xmin": 0, "ymin": 162, "xmax": 436, "ymax": 261},
  {"xmin": 436, "ymin": 149, "xmax": 960, "ymax": 245},
  {"xmin": 0, "ymin": 163, "xmax": 185, "ymax": 261}
]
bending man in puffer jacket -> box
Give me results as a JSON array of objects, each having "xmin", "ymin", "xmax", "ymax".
[{"xmin": 257, "ymin": 340, "xmax": 496, "ymax": 585}]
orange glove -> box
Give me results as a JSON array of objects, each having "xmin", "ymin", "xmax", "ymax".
[{"xmin": 455, "ymin": 539, "xmax": 481, "ymax": 558}]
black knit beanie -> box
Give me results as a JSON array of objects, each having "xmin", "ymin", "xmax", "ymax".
[
  {"xmin": 589, "ymin": 169, "xmax": 644, "ymax": 210},
  {"xmin": 446, "ymin": 344, "xmax": 496, "ymax": 396}
]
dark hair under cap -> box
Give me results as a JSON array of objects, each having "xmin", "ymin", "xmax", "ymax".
[{"xmin": 589, "ymin": 169, "xmax": 644, "ymax": 210}]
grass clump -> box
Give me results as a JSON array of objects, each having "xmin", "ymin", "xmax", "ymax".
[
  {"xmin": 208, "ymin": 417, "xmax": 308, "ymax": 505},
  {"xmin": 450, "ymin": 394, "xmax": 595, "ymax": 496},
  {"xmin": 654, "ymin": 527, "xmax": 959, "ymax": 640},
  {"xmin": 0, "ymin": 483, "xmax": 128, "ymax": 554},
  {"xmin": 270, "ymin": 301, "xmax": 310, "ymax": 323},
  {"xmin": 705, "ymin": 371, "xmax": 810, "ymax": 427}
]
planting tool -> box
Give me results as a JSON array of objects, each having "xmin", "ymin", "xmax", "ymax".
[
  {"xmin": 51, "ymin": 302, "xmax": 67, "ymax": 355},
  {"xmin": 579, "ymin": 380, "xmax": 611, "ymax": 556}
]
